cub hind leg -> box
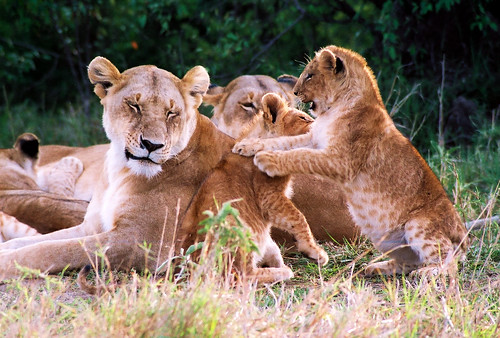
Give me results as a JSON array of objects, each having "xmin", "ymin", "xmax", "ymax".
[
  {"xmin": 247, "ymin": 235, "xmax": 293, "ymax": 284},
  {"xmin": 365, "ymin": 216, "xmax": 464, "ymax": 276},
  {"xmin": 263, "ymin": 191, "xmax": 328, "ymax": 266}
]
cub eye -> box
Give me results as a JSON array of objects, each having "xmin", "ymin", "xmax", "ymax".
[
  {"xmin": 166, "ymin": 111, "xmax": 179, "ymax": 119},
  {"xmin": 305, "ymin": 73, "xmax": 314, "ymax": 81},
  {"xmin": 128, "ymin": 102, "xmax": 141, "ymax": 114},
  {"xmin": 299, "ymin": 116, "xmax": 311, "ymax": 121}
]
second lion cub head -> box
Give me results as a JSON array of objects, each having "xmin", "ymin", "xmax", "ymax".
[{"xmin": 243, "ymin": 92, "xmax": 313, "ymax": 139}]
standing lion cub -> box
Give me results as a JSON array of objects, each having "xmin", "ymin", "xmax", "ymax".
[
  {"xmin": 179, "ymin": 93, "xmax": 327, "ymax": 284},
  {"xmin": 234, "ymin": 45, "xmax": 469, "ymax": 276}
]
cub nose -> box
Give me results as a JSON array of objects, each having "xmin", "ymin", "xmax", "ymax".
[{"xmin": 140, "ymin": 137, "xmax": 164, "ymax": 152}]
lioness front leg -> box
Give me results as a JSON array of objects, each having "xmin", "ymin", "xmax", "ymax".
[
  {"xmin": 233, "ymin": 133, "xmax": 313, "ymax": 157},
  {"xmin": 0, "ymin": 230, "xmax": 143, "ymax": 279}
]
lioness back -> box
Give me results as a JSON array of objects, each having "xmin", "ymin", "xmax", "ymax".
[{"xmin": 235, "ymin": 45, "xmax": 468, "ymax": 276}]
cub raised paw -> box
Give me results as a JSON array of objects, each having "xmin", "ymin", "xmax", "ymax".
[
  {"xmin": 253, "ymin": 151, "xmax": 285, "ymax": 177},
  {"xmin": 232, "ymin": 139, "xmax": 265, "ymax": 157}
]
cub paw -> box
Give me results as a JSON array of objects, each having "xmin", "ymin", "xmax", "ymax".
[
  {"xmin": 298, "ymin": 243, "xmax": 329, "ymax": 266},
  {"xmin": 232, "ymin": 139, "xmax": 264, "ymax": 156},
  {"xmin": 254, "ymin": 151, "xmax": 283, "ymax": 177},
  {"xmin": 363, "ymin": 260, "xmax": 399, "ymax": 276}
]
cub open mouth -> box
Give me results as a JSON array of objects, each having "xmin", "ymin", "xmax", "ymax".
[{"xmin": 125, "ymin": 149, "xmax": 159, "ymax": 164}]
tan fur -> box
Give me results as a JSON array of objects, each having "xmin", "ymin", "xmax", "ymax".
[
  {"xmin": 0, "ymin": 211, "xmax": 40, "ymax": 242},
  {"xmin": 0, "ymin": 57, "xmax": 234, "ymax": 279},
  {"xmin": 38, "ymin": 144, "xmax": 109, "ymax": 201},
  {"xmin": 205, "ymin": 74, "xmax": 298, "ymax": 139},
  {"xmin": 178, "ymin": 93, "xmax": 327, "ymax": 284},
  {"xmin": 0, "ymin": 133, "xmax": 88, "ymax": 233},
  {"xmin": 205, "ymin": 75, "xmax": 359, "ymax": 244},
  {"xmin": 234, "ymin": 46, "xmax": 469, "ymax": 275}
]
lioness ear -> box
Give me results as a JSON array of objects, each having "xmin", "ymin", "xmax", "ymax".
[
  {"xmin": 277, "ymin": 74, "xmax": 298, "ymax": 92},
  {"xmin": 203, "ymin": 84, "xmax": 225, "ymax": 107},
  {"xmin": 262, "ymin": 93, "xmax": 286, "ymax": 124},
  {"xmin": 88, "ymin": 57, "xmax": 121, "ymax": 99},
  {"xmin": 14, "ymin": 133, "xmax": 39, "ymax": 160},
  {"xmin": 319, "ymin": 50, "xmax": 344, "ymax": 74},
  {"xmin": 183, "ymin": 65, "xmax": 210, "ymax": 108}
]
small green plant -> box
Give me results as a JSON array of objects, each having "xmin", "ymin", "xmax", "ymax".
[{"xmin": 195, "ymin": 199, "xmax": 259, "ymax": 279}]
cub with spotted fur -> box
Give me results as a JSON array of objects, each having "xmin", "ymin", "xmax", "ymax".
[
  {"xmin": 234, "ymin": 46, "xmax": 468, "ymax": 276},
  {"xmin": 178, "ymin": 93, "xmax": 327, "ymax": 284}
]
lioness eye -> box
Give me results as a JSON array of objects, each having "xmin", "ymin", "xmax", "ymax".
[
  {"xmin": 128, "ymin": 102, "xmax": 141, "ymax": 114},
  {"xmin": 305, "ymin": 73, "xmax": 313, "ymax": 80}
]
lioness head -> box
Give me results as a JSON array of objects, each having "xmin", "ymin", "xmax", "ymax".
[
  {"xmin": 88, "ymin": 57, "xmax": 210, "ymax": 178},
  {"xmin": 293, "ymin": 45, "xmax": 381, "ymax": 116},
  {"xmin": 242, "ymin": 93, "xmax": 313, "ymax": 139},
  {"xmin": 204, "ymin": 74, "xmax": 298, "ymax": 138},
  {"xmin": 0, "ymin": 133, "xmax": 40, "ymax": 187}
]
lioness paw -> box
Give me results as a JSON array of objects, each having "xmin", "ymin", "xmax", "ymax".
[
  {"xmin": 254, "ymin": 151, "xmax": 284, "ymax": 177},
  {"xmin": 232, "ymin": 139, "xmax": 264, "ymax": 156}
]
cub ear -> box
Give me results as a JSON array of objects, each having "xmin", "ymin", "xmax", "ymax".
[
  {"xmin": 14, "ymin": 133, "xmax": 39, "ymax": 160},
  {"xmin": 88, "ymin": 57, "xmax": 121, "ymax": 99},
  {"xmin": 277, "ymin": 74, "xmax": 298, "ymax": 92},
  {"xmin": 182, "ymin": 65, "xmax": 210, "ymax": 108},
  {"xmin": 203, "ymin": 84, "xmax": 225, "ymax": 107},
  {"xmin": 262, "ymin": 93, "xmax": 287, "ymax": 124},
  {"xmin": 318, "ymin": 49, "xmax": 344, "ymax": 74}
]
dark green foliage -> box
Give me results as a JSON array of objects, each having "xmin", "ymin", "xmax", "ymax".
[{"xmin": 0, "ymin": 0, "xmax": 498, "ymax": 151}]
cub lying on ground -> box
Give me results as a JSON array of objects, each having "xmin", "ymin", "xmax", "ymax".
[
  {"xmin": 0, "ymin": 133, "xmax": 88, "ymax": 234},
  {"xmin": 234, "ymin": 46, "xmax": 469, "ymax": 276},
  {"xmin": 204, "ymin": 74, "xmax": 359, "ymax": 244},
  {"xmin": 178, "ymin": 93, "xmax": 327, "ymax": 284},
  {"xmin": 0, "ymin": 57, "xmax": 234, "ymax": 279}
]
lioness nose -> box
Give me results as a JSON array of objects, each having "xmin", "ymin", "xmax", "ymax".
[
  {"xmin": 140, "ymin": 137, "xmax": 164, "ymax": 152},
  {"xmin": 293, "ymin": 91, "xmax": 298, "ymax": 96}
]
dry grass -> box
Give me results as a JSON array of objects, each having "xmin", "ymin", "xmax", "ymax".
[{"xmin": 0, "ymin": 213, "xmax": 498, "ymax": 337}]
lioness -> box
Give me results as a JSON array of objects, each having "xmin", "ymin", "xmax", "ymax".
[
  {"xmin": 204, "ymin": 74, "xmax": 359, "ymax": 244},
  {"xmin": 0, "ymin": 57, "xmax": 234, "ymax": 278},
  {"xmin": 178, "ymin": 93, "xmax": 327, "ymax": 283},
  {"xmin": 0, "ymin": 133, "xmax": 88, "ymax": 234},
  {"xmin": 234, "ymin": 46, "xmax": 469, "ymax": 275}
]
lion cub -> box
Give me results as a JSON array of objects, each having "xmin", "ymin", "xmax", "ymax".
[
  {"xmin": 178, "ymin": 93, "xmax": 327, "ymax": 284},
  {"xmin": 234, "ymin": 46, "xmax": 469, "ymax": 276}
]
